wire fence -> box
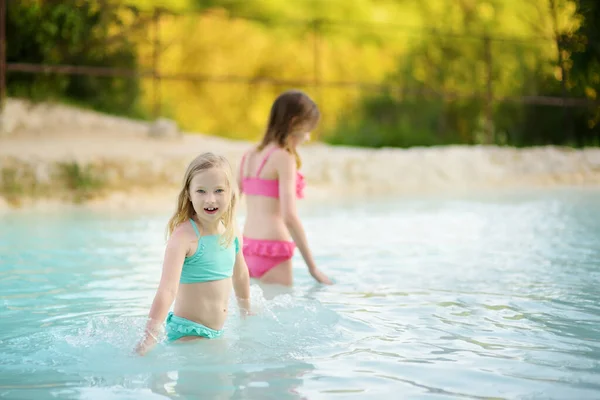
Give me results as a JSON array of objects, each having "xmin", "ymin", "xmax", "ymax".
[{"xmin": 2, "ymin": 1, "xmax": 598, "ymax": 143}]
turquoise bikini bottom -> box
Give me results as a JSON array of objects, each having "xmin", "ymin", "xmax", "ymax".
[{"xmin": 165, "ymin": 312, "xmax": 224, "ymax": 342}]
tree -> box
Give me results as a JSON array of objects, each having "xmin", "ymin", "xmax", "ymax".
[{"xmin": 7, "ymin": 0, "xmax": 143, "ymax": 117}]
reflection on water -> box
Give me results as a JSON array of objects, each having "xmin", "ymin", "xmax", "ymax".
[{"xmin": 1, "ymin": 187, "xmax": 600, "ymax": 399}]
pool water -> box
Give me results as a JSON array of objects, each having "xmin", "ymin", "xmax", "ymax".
[{"xmin": 1, "ymin": 188, "xmax": 600, "ymax": 399}]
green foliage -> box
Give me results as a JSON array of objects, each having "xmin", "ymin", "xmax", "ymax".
[
  {"xmin": 324, "ymin": 0, "xmax": 600, "ymax": 148},
  {"xmin": 8, "ymin": 0, "xmax": 600, "ymax": 147},
  {"xmin": 6, "ymin": 0, "xmax": 145, "ymax": 118},
  {"xmin": 57, "ymin": 162, "xmax": 102, "ymax": 191},
  {"xmin": 0, "ymin": 166, "xmax": 41, "ymax": 206},
  {"xmin": 57, "ymin": 162, "xmax": 105, "ymax": 203},
  {"xmin": 328, "ymin": 92, "xmax": 444, "ymax": 148},
  {"xmin": 0, "ymin": 163, "xmax": 105, "ymax": 205},
  {"xmin": 0, "ymin": 168, "xmax": 24, "ymax": 197}
]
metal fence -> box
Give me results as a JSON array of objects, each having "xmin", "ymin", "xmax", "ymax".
[{"xmin": 1, "ymin": 0, "xmax": 598, "ymax": 142}]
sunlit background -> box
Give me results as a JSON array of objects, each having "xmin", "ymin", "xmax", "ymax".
[
  {"xmin": 5, "ymin": 0, "xmax": 600, "ymax": 147},
  {"xmin": 2, "ymin": 1, "xmax": 600, "ymax": 399}
]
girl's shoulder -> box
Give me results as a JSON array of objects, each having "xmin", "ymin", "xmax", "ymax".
[
  {"xmin": 170, "ymin": 220, "xmax": 198, "ymax": 242},
  {"xmin": 246, "ymin": 145, "xmax": 263, "ymax": 159},
  {"xmin": 270, "ymin": 147, "xmax": 295, "ymax": 165}
]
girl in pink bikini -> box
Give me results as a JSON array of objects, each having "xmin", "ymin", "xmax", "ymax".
[{"xmin": 238, "ymin": 89, "xmax": 333, "ymax": 286}]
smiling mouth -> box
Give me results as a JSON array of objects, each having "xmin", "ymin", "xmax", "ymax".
[{"xmin": 204, "ymin": 207, "xmax": 218, "ymax": 214}]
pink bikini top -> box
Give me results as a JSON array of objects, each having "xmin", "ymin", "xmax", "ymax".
[{"xmin": 240, "ymin": 147, "xmax": 305, "ymax": 199}]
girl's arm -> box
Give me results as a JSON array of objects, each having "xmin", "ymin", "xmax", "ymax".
[
  {"xmin": 275, "ymin": 151, "xmax": 332, "ymax": 285},
  {"xmin": 135, "ymin": 227, "xmax": 188, "ymax": 355},
  {"xmin": 232, "ymin": 236, "xmax": 251, "ymax": 314}
]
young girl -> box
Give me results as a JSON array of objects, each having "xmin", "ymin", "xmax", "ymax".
[
  {"xmin": 136, "ymin": 152, "xmax": 251, "ymax": 355},
  {"xmin": 238, "ymin": 89, "xmax": 333, "ymax": 286}
]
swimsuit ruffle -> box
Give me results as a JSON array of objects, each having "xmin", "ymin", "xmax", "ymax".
[
  {"xmin": 166, "ymin": 313, "xmax": 222, "ymax": 340},
  {"xmin": 242, "ymin": 239, "xmax": 295, "ymax": 258}
]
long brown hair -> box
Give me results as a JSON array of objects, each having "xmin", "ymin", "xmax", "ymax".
[
  {"xmin": 257, "ymin": 89, "xmax": 320, "ymax": 168},
  {"xmin": 166, "ymin": 152, "xmax": 238, "ymax": 247}
]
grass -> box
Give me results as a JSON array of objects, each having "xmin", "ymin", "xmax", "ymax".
[
  {"xmin": 0, "ymin": 168, "xmax": 25, "ymax": 206},
  {"xmin": 57, "ymin": 162, "xmax": 105, "ymax": 203},
  {"xmin": 0, "ymin": 162, "xmax": 107, "ymax": 206}
]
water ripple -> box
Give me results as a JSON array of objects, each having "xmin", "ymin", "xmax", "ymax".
[{"xmin": 1, "ymin": 189, "xmax": 600, "ymax": 399}]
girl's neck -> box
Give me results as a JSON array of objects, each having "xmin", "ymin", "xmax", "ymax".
[
  {"xmin": 194, "ymin": 217, "xmax": 222, "ymax": 236},
  {"xmin": 263, "ymin": 142, "xmax": 281, "ymax": 150},
  {"xmin": 267, "ymin": 142, "xmax": 297, "ymax": 153}
]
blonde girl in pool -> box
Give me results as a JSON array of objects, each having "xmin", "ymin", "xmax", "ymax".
[
  {"xmin": 136, "ymin": 152, "xmax": 251, "ymax": 355},
  {"xmin": 238, "ymin": 89, "xmax": 333, "ymax": 286}
]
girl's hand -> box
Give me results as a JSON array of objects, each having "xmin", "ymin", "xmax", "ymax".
[
  {"xmin": 134, "ymin": 338, "xmax": 152, "ymax": 356},
  {"xmin": 134, "ymin": 327, "xmax": 160, "ymax": 356},
  {"xmin": 310, "ymin": 268, "xmax": 333, "ymax": 285}
]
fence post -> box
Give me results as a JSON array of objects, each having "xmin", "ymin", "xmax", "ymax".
[
  {"xmin": 484, "ymin": 34, "xmax": 494, "ymax": 145},
  {"xmin": 549, "ymin": 0, "xmax": 573, "ymax": 145},
  {"xmin": 152, "ymin": 8, "xmax": 161, "ymax": 120},
  {"xmin": 557, "ymin": 35, "xmax": 571, "ymax": 144},
  {"xmin": 0, "ymin": 0, "xmax": 6, "ymax": 114},
  {"xmin": 312, "ymin": 18, "xmax": 322, "ymax": 140}
]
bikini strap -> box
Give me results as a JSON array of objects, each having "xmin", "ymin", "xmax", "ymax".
[
  {"xmin": 189, "ymin": 219, "xmax": 200, "ymax": 237},
  {"xmin": 239, "ymin": 151, "xmax": 248, "ymax": 179},
  {"xmin": 255, "ymin": 147, "xmax": 279, "ymax": 178}
]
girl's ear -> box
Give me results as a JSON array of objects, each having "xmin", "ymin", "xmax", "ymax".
[{"xmin": 287, "ymin": 116, "xmax": 297, "ymax": 133}]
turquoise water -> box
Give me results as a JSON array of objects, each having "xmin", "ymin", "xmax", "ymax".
[{"xmin": 1, "ymin": 188, "xmax": 600, "ymax": 399}]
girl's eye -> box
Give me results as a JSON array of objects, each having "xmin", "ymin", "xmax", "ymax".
[
  {"xmin": 216, "ymin": 189, "xmax": 224, "ymax": 193},
  {"xmin": 197, "ymin": 190, "xmax": 205, "ymax": 193}
]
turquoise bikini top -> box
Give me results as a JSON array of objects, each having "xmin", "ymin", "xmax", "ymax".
[{"xmin": 180, "ymin": 219, "xmax": 239, "ymax": 284}]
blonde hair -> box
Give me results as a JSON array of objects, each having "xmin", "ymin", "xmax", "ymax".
[{"xmin": 166, "ymin": 152, "xmax": 238, "ymax": 247}]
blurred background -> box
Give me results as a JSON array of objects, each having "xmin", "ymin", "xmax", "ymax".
[
  {"xmin": 3, "ymin": 0, "xmax": 599, "ymax": 148},
  {"xmin": 2, "ymin": 4, "xmax": 600, "ymax": 399}
]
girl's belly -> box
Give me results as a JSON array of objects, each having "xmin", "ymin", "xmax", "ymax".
[{"xmin": 173, "ymin": 279, "xmax": 232, "ymax": 330}]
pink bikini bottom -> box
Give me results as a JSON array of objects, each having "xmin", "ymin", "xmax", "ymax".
[{"xmin": 242, "ymin": 237, "xmax": 296, "ymax": 278}]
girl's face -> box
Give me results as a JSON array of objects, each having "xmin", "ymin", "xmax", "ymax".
[
  {"xmin": 188, "ymin": 168, "xmax": 231, "ymax": 226},
  {"xmin": 288, "ymin": 120, "xmax": 314, "ymax": 148},
  {"xmin": 288, "ymin": 131, "xmax": 311, "ymax": 148}
]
